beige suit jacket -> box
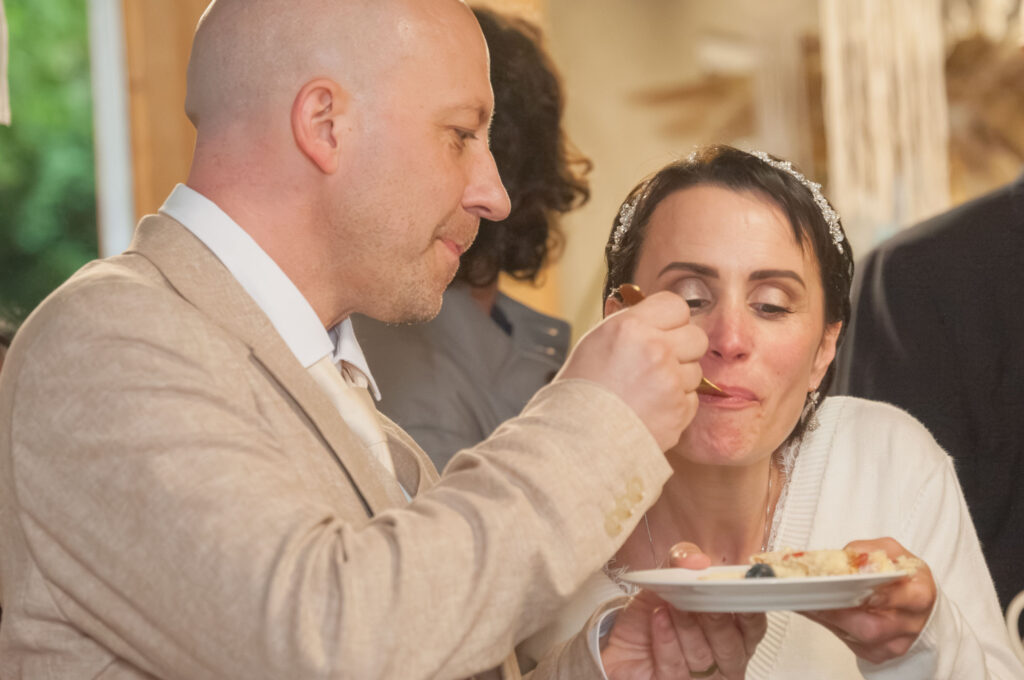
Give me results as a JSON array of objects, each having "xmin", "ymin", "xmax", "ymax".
[{"xmin": 0, "ymin": 214, "xmax": 670, "ymax": 679}]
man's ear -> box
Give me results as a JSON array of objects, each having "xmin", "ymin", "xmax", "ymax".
[
  {"xmin": 603, "ymin": 294, "xmax": 625, "ymax": 319},
  {"xmin": 291, "ymin": 78, "xmax": 348, "ymax": 174}
]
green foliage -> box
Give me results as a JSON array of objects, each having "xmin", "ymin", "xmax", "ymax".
[{"xmin": 0, "ymin": 0, "xmax": 97, "ymax": 324}]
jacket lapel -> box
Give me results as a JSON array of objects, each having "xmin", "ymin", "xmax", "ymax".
[{"xmin": 127, "ymin": 214, "xmax": 404, "ymax": 515}]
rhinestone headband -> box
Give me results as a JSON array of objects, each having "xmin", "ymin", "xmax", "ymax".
[
  {"xmin": 609, "ymin": 151, "xmax": 846, "ymax": 254},
  {"xmin": 748, "ymin": 150, "xmax": 845, "ymax": 254},
  {"xmin": 610, "ymin": 192, "xmax": 640, "ymax": 252},
  {"xmin": 609, "ymin": 178, "xmax": 653, "ymax": 253}
]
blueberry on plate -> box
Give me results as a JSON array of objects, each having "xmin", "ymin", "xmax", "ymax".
[{"xmin": 745, "ymin": 563, "xmax": 776, "ymax": 578}]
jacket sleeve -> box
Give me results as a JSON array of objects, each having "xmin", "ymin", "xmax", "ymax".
[
  {"xmin": 7, "ymin": 280, "xmax": 672, "ymax": 680},
  {"xmin": 526, "ymin": 597, "xmax": 629, "ymax": 680}
]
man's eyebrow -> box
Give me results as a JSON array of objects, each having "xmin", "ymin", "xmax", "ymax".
[
  {"xmin": 750, "ymin": 269, "xmax": 806, "ymax": 287},
  {"xmin": 442, "ymin": 102, "xmax": 489, "ymax": 127},
  {"xmin": 657, "ymin": 262, "xmax": 718, "ymax": 278}
]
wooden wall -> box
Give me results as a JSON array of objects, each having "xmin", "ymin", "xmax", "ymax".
[{"xmin": 122, "ymin": 0, "xmax": 208, "ymax": 219}]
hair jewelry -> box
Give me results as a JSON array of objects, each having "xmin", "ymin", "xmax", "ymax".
[
  {"xmin": 749, "ymin": 150, "xmax": 845, "ymax": 254},
  {"xmin": 610, "ymin": 191, "xmax": 641, "ymax": 253},
  {"xmin": 611, "ymin": 150, "xmax": 847, "ymax": 255}
]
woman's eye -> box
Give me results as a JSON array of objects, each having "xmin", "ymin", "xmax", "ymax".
[
  {"xmin": 750, "ymin": 284, "xmax": 795, "ymax": 317},
  {"xmin": 674, "ymin": 278, "xmax": 712, "ymax": 313},
  {"xmin": 752, "ymin": 302, "xmax": 792, "ymax": 316}
]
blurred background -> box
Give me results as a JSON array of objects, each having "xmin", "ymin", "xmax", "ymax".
[{"xmin": 1, "ymin": 0, "xmax": 1022, "ymax": 338}]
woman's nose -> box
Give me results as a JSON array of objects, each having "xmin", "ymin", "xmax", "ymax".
[{"xmin": 706, "ymin": 305, "xmax": 751, "ymax": 362}]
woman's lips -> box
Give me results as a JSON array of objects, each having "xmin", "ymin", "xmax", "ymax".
[{"xmin": 698, "ymin": 383, "xmax": 758, "ymax": 406}]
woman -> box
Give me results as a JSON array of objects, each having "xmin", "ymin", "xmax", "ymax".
[{"xmin": 522, "ymin": 145, "xmax": 1022, "ymax": 678}]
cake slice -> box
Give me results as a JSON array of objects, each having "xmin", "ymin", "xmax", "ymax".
[{"xmin": 747, "ymin": 547, "xmax": 922, "ymax": 578}]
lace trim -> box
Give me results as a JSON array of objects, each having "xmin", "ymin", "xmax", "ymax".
[
  {"xmin": 602, "ymin": 562, "xmax": 639, "ymax": 595},
  {"xmin": 765, "ymin": 437, "xmax": 802, "ymax": 551}
]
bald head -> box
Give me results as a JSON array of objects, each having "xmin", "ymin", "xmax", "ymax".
[
  {"xmin": 185, "ymin": 0, "xmax": 476, "ymax": 133},
  {"xmin": 182, "ymin": 0, "xmax": 489, "ymax": 216},
  {"xmin": 181, "ymin": 0, "xmax": 507, "ymax": 327}
]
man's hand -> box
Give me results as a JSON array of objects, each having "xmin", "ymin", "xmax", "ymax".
[
  {"xmin": 801, "ymin": 538, "xmax": 936, "ymax": 665},
  {"xmin": 555, "ymin": 292, "xmax": 708, "ymax": 450},
  {"xmin": 601, "ymin": 543, "xmax": 766, "ymax": 679}
]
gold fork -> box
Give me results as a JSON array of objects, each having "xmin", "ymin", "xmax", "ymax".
[{"xmin": 612, "ymin": 283, "xmax": 727, "ymax": 397}]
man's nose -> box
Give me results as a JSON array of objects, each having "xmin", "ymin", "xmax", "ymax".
[{"xmin": 463, "ymin": 149, "xmax": 511, "ymax": 221}]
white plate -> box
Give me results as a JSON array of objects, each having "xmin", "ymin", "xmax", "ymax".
[{"xmin": 621, "ymin": 566, "xmax": 907, "ymax": 612}]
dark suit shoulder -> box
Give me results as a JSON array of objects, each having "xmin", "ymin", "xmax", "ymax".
[{"xmin": 873, "ymin": 174, "xmax": 1023, "ymax": 269}]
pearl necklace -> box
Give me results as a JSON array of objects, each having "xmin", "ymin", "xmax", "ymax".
[{"xmin": 643, "ymin": 457, "xmax": 777, "ymax": 567}]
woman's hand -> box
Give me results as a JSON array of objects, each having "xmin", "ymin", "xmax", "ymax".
[
  {"xmin": 801, "ymin": 538, "xmax": 937, "ymax": 664},
  {"xmin": 601, "ymin": 543, "xmax": 766, "ymax": 679}
]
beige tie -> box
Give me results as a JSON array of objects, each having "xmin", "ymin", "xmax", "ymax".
[{"xmin": 307, "ymin": 355, "xmax": 396, "ymax": 477}]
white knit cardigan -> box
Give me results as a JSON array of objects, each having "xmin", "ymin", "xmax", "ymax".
[{"xmin": 521, "ymin": 397, "xmax": 1024, "ymax": 679}]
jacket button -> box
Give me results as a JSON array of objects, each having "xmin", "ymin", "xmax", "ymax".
[
  {"xmin": 614, "ymin": 496, "xmax": 633, "ymax": 521},
  {"xmin": 626, "ymin": 476, "xmax": 644, "ymax": 504}
]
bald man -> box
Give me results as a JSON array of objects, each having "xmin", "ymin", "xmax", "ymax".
[{"xmin": 0, "ymin": 1, "xmax": 734, "ymax": 678}]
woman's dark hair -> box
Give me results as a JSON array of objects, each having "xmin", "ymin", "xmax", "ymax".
[
  {"xmin": 457, "ymin": 7, "xmax": 592, "ymax": 287},
  {"xmin": 603, "ymin": 144, "xmax": 855, "ymax": 439}
]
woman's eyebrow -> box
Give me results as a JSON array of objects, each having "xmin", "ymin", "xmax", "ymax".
[
  {"xmin": 656, "ymin": 263, "xmax": 806, "ymax": 289},
  {"xmin": 657, "ymin": 261, "xmax": 718, "ymax": 278},
  {"xmin": 750, "ymin": 269, "xmax": 806, "ymax": 288}
]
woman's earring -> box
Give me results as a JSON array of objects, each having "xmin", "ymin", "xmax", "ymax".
[{"xmin": 802, "ymin": 390, "xmax": 821, "ymax": 431}]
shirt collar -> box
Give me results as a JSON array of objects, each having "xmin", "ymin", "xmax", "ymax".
[
  {"xmin": 328, "ymin": 322, "xmax": 380, "ymax": 400},
  {"xmin": 159, "ymin": 184, "xmax": 380, "ymax": 399}
]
